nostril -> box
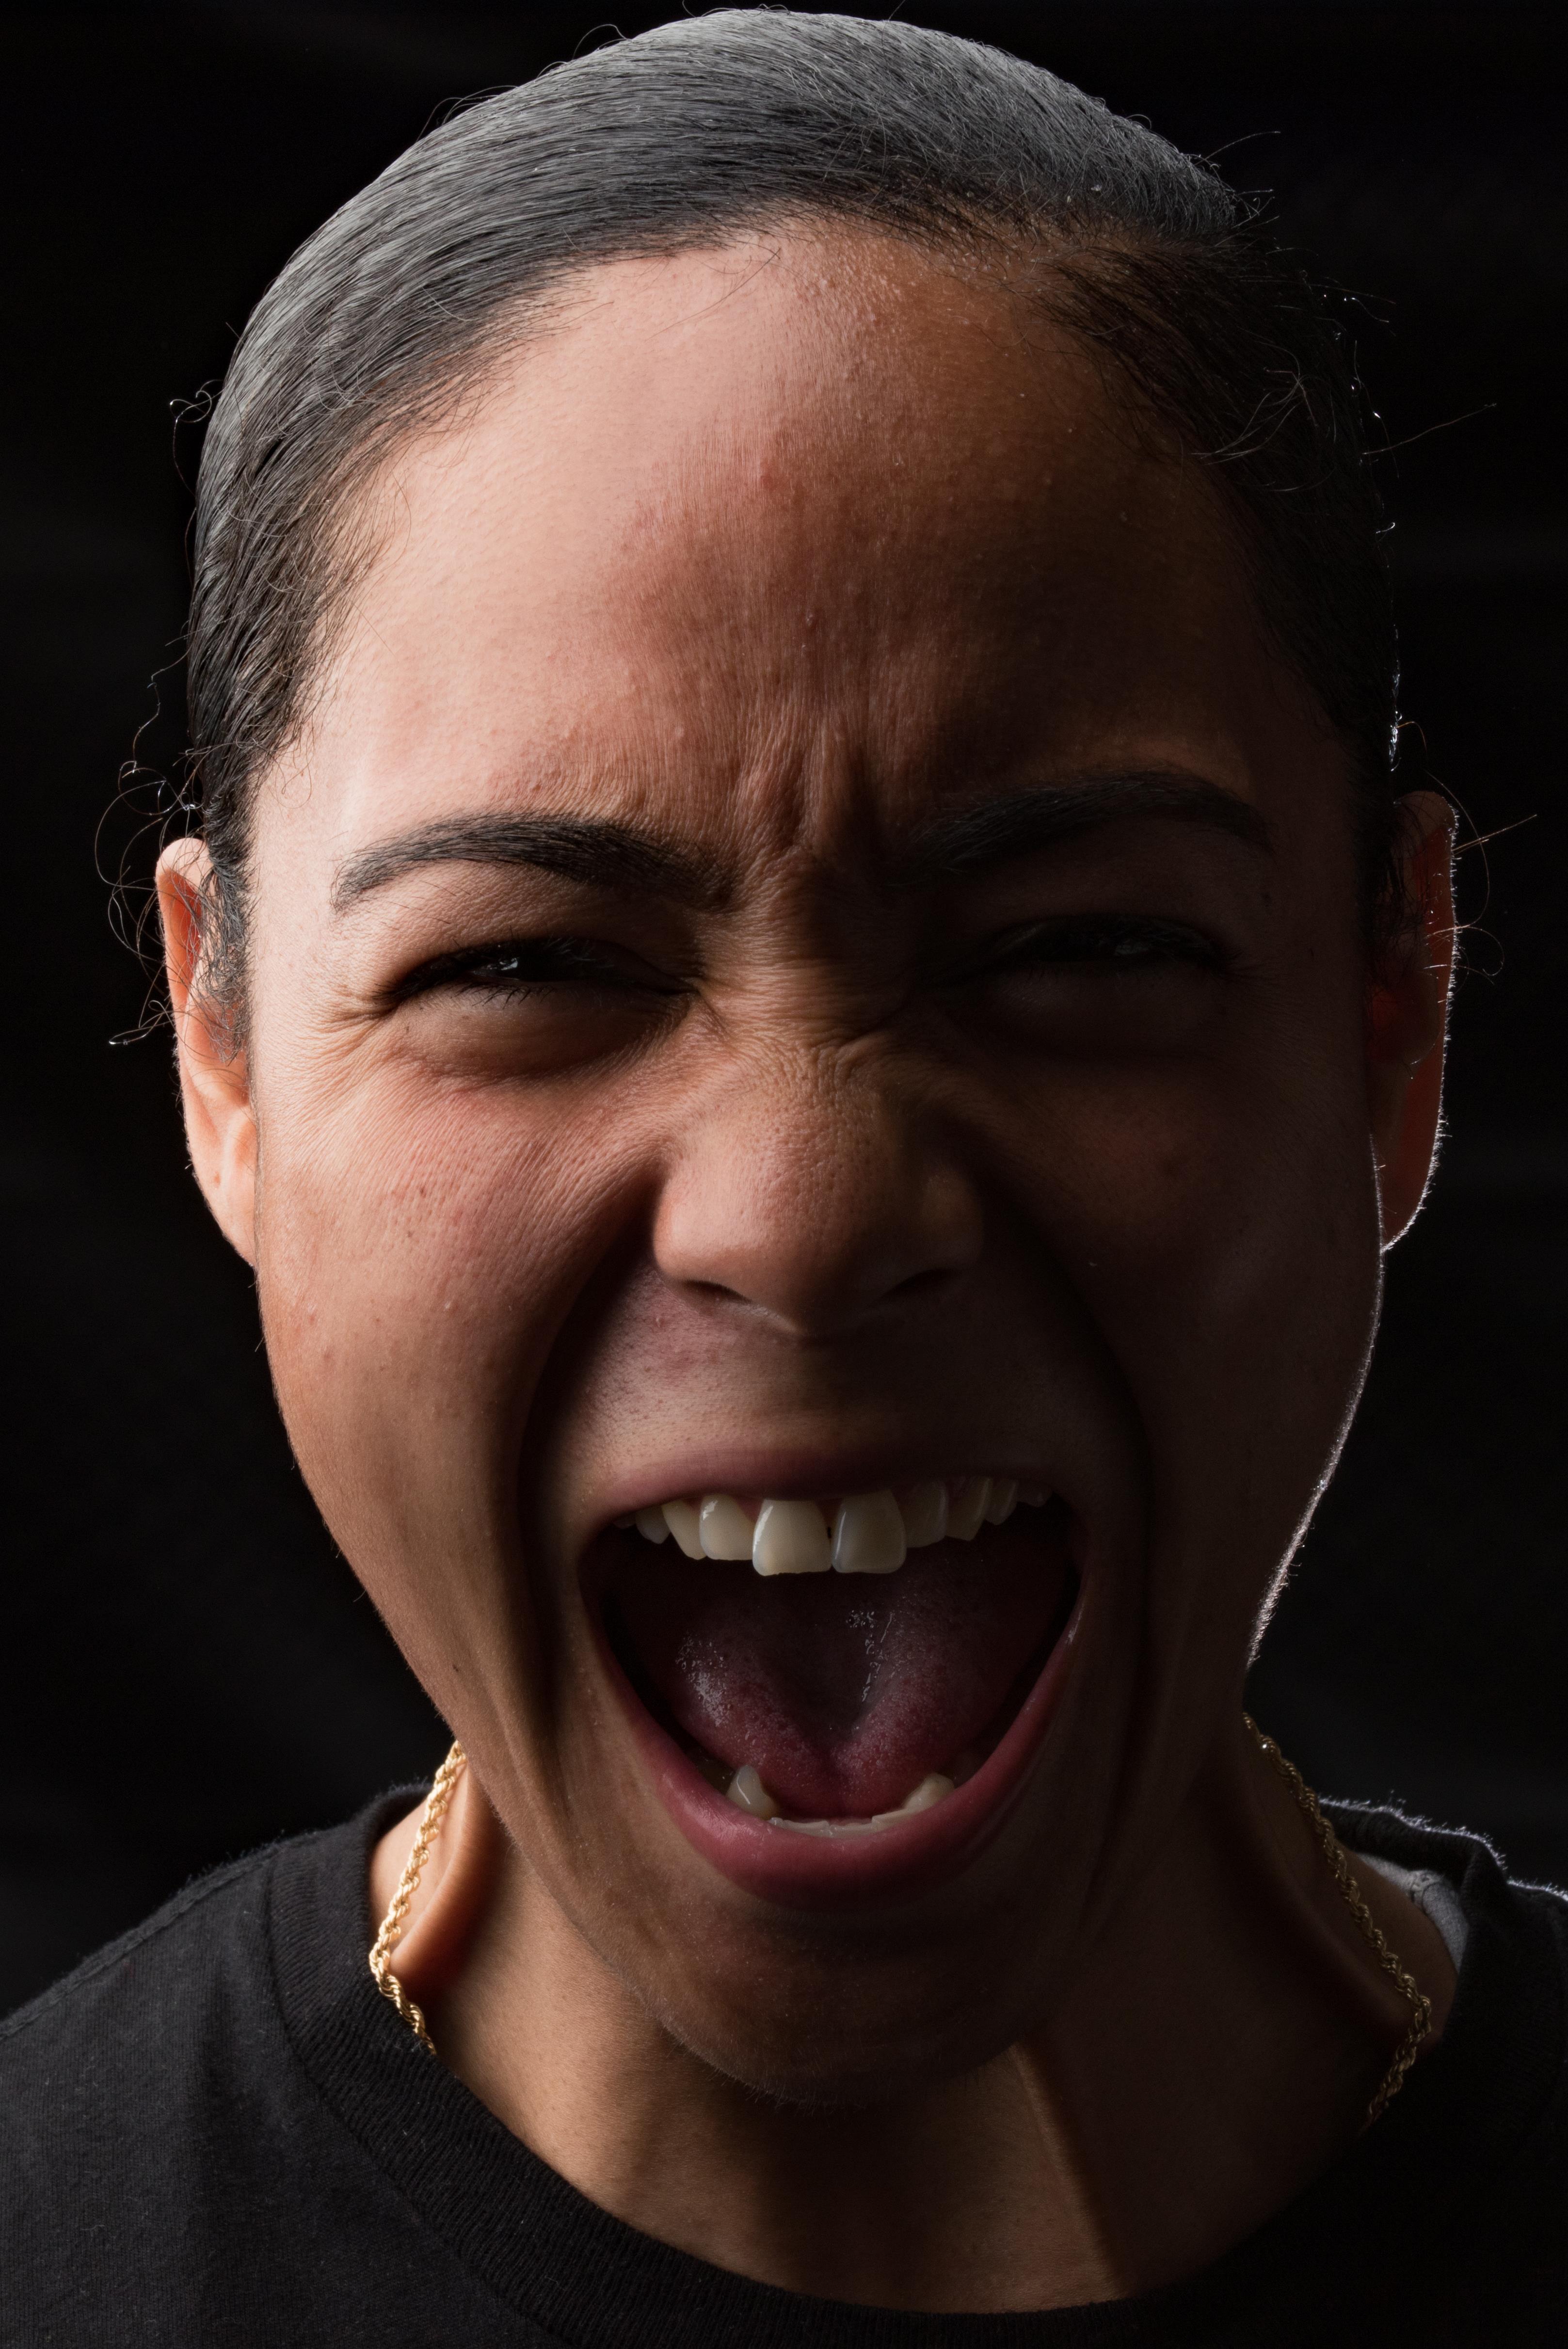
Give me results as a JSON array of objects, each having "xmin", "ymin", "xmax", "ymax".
[
  {"xmin": 681, "ymin": 1277, "xmax": 752, "ymax": 1308},
  {"xmin": 674, "ymin": 1256, "xmax": 960, "ymax": 1326},
  {"xmin": 888, "ymin": 1264, "xmax": 959, "ymax": 1305}
]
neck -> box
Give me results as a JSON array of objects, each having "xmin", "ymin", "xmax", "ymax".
[{"xmin": 369, "ymin": 1730, "xmax": 1454, "ymax": 2313}]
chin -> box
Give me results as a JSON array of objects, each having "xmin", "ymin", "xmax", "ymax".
[{"xmin": 617, "ymin": 1839, "xmax": 1071, "ymax": 2109}]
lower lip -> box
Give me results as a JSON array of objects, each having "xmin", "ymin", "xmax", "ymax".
[{"xmin": 596, "ymin": 1589, "xmax": 1084, "ymax": 1910}]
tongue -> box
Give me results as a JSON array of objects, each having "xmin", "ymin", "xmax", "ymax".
[{"xmin": 607, "ymin": 1520, "xmax": 1072, "ymax": 1818}]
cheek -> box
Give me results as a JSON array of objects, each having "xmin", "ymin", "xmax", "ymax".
[
  {"xmin": 251, "ymin": 1066, "xmax": 635, "ymax": 1632},
  {"xmin": 1003, "ymin": 1005, "xmax": 1381, "ymax": 1559}
]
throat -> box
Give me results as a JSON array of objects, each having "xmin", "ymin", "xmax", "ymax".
[{"xmin": 449, "ymin": 1861, "xmax": 1126, "ymax": 2315}]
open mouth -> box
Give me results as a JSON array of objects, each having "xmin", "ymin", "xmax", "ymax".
[{"xmin": 591, "ymin": 1477, "xmax": 1079, "ymax": 1856}]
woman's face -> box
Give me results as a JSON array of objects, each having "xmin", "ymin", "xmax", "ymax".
[{"xmin": 169, "ymin": 231, "xmax": 1444, "ymax": 2098}]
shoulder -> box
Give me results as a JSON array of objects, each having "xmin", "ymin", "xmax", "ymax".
[
  {"xmin": 1328, "ymin": 1796, "xmax": 1568, "ymax": 1964},
  {"xmin": 6, "ymin": 1833, "xmax": 283, "ymax": 2009},
  {"xmin": 0, "ymin": 1807, "xmax": 347, "ymax": 2051},
  {"xmin": 1328, "ymin": 1795, "xmax": 1568, "ymax": 2032},
  {"xmin": 1327, "ymin": 1801, "xmax": 1568, "ymax": 2313},
  {"xmin": 0, "ymin": 1823, "xmax": 359, "ymax": 2230},
  {"xmin": 0, "ymin": 1835, "xmax": 288, "ymax": 2114},
  {"xmin": 0, "ymin": 1791, "xmax": 423, "ymax": 2120},
  {"xmin": 0, "ymin": 1805, "xmax": 450, "ymax": 2347}
]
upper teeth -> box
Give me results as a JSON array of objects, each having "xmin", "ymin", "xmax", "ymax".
[{"xmin": 623, "ymin": 1477, "xmax": 1047, "ymax": 1574}]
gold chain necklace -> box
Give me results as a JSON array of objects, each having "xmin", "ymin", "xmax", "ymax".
[
  {"xmin": 368, "ymin": 1741, "xmax": 467, "ymax": 2054},
  {"xmin": 369, "ymin": 1725, "xmax": 1434, "ymax": 2122},
  {"xmin": 1244, "ymin": 1713, "xmax": 1434, "ymax": 2125}
]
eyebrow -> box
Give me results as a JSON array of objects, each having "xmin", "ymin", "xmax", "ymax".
[
  {"xmin": 331, "ymin": 814, "xmax": 727, "ymax": 913},
  {"xmin": 332, "ymin": 769, "xmax": 1269, "ymax": 913},
  {"xmin": 893, "ymin": 771, "xmax": 1271, "ymax": 885}
]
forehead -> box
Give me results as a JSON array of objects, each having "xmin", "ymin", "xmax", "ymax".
[{"xmin": 277, "ymin": 228, "xmax": 1310, "ymax": 869}]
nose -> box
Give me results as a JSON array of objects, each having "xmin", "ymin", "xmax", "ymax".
[{"xmin": 652, "ymin": 1046, "xmax": 984, "ymax": 1336}]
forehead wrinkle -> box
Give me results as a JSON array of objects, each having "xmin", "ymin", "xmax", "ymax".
[{"xmin": 304, "ymin": 242, "xmax": 1299, "ymax": 947}]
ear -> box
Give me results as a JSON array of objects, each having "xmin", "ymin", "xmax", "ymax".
[
  {"xmin": 1365, "ymin": 791, "xmax": 1457, "ymax": 1247},
  {"xmin": 157, "ymin": 838, "xmax": 258, "ymax": 1266}
]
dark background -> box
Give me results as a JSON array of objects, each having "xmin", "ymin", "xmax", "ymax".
[{"xmin": 2, "ymin": 0, "xmax": 1563, "ymax": 2015}]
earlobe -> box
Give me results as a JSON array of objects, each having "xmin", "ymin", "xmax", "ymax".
[
  {"xmin": 156, "ymin": 839, "xmax": 259, "ymax": 1266},
  {"xmin": 1366, "ymin": 792, "xmax": 1457, "ymax": 1248}
]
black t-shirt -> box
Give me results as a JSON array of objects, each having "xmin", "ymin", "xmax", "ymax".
[{"xmin": 3, "ymin": 1794, "xmax": 1566, "ymax": 2346}]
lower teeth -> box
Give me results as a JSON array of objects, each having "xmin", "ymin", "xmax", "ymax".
[
  {"xmin": 725, "ymin": 1763, "xmax": 781, "ymax": 1820},
  {"xmin": 720, "ymin": 1761, "xmax": 956, "ymax": 1833}
]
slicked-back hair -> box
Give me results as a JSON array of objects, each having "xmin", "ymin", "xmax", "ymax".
[{"xmin": 186, "ymin": 7, "xmax": 1400, "ymax": 1011}]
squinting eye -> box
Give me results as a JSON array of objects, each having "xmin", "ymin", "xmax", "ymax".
[
  {"xmin": 945, "ymin": 912, "xmax": 1231, "ymax": 1059},
  {"xmin": 982, "ymin": 916, "xmax": 1226, "ymax": 977},
  {"xmin": 394, "ymin": 935, "xmax": 681, "ymax": 1003}
]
